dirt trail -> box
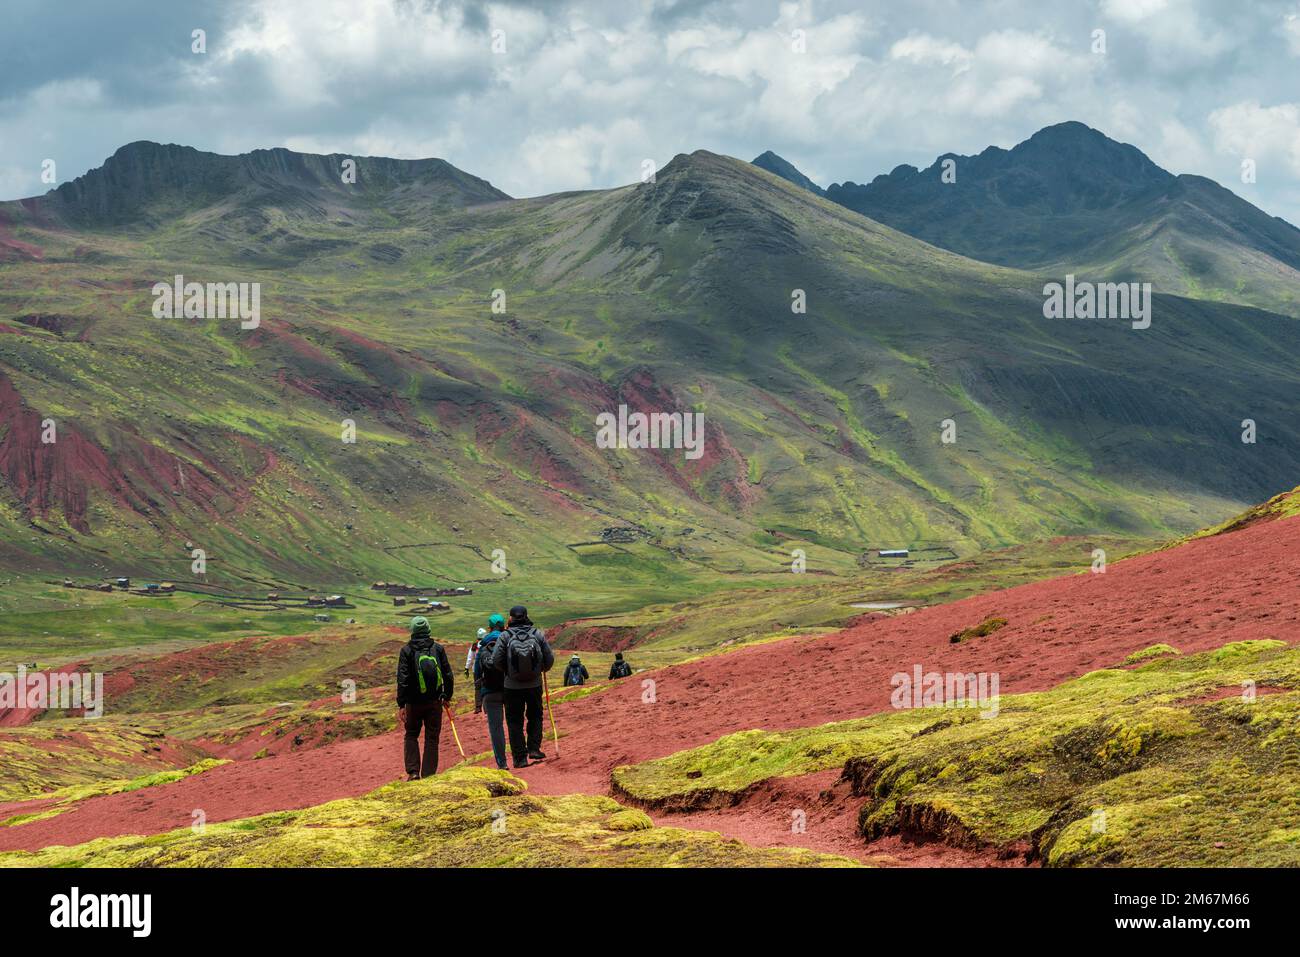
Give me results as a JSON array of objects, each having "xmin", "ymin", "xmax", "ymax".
[{"xmin": 3, "ymin": 515, "xmax": 1298, "ymax": 861}]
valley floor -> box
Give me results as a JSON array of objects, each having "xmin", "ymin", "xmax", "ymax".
[{"xmin": 2, "ymin": 511, "xmax": 1299, "ymax": 865}]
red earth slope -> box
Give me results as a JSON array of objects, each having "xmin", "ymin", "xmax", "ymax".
[{"xmin": 3, "ymin": 511, "xmax": 1297, "ymax": 857}]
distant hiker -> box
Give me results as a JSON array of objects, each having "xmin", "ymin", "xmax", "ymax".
[
  {"xmin": 466, "ymin": 628, "xmax": 486, "ymax": 676},
  {"xmin": 563, "ymin": 654, "xmax": 590, "ymax": 687},
  {"xmin": 468, "ymin": 627, "xmax": 488, "ymax": 713},
  {"xmin": 488, "ymin": 605, "xmax": 554, "ymax": 768},
  {"xmin": 475, "ymin": 613, "xmax": 508, "ymax": 769},
  {"xmin": 608, "ymin": 652, "xmax": 633, "ymax": 680},
  {"xmin": 395, "ymin": 616, "xmax": 454, "ymax": 781}
]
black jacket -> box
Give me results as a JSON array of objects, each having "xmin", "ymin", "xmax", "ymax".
[
  {"xmin": 396, "ymin": 636, "xmax": 454, "ymax": 706},
  {"xmin": 488, "ymin": 623, "xmax": 554, "ymax": 690},
  {"xmin": 609, "ymin": 660, "xmax": 632, "ymax": 680}
]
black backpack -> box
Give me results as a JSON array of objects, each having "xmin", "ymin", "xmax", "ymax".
[
  {"xmin": 476, "ymin": 638, "xmax": 504, "ymax": 692},
  {"xmin": 564, "ymin": 662, "xmax": 585, "ymax": 686},
  {"xmin": 505, "ymin": 627, "xmax": 542, "ymax": 680},
  {"xmin": 612, "ymin": 660, "xmax": 632, "ymax": 679}
]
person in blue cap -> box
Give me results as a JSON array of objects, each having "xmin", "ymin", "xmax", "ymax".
[{"xmin": 474, "ymin": 613, "xmax": 510, "ymax": 770}]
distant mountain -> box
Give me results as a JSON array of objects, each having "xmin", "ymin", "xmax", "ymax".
[
  {"xmin": 751, "ymin": 151, "xmax": 824, "ymax": 196},
  {"xmin": 1, "ymin": 141, "xmax": 1298, "ymax": 589},
  {"xmin": 33, "ymin": 140, "xmax": 510, "ymax": 228},
  {"xmin": 822, "ymin": 122, "xmax": 1300, "ymax": 316}
]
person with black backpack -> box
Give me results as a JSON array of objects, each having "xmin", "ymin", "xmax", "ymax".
[
  {"xmin": 608, "ymin": 652, "xmax": 633, "ymax": 680},
  {"xmin": 474, "ymin": 613, "xmax": 508, "ymax": 770},
  {"xmin": 563, "ymin": 654, "xmax": 589, "ymax": 686},
  {"xmin": 488, "ymin": 605, "xmax": 554, "ymax": 768},
  {"xmin": 395, "ymin": 616, "xmax": 454, "ymax": 780}
]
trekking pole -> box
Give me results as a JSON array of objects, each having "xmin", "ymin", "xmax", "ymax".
[
  {"xmin": 542, "ymin": 671, "xmax": 560, "ymax": 758},
  {"xmin": 443, "ymin": 701, "xmax": 466, "ymax": 758}
]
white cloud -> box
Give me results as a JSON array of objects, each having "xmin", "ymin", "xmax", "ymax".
[
  {"xmin": 515, "ymin": 119, "xmax": 651, "ymax": 193},
  {"xmin": 1101, "ymin": 0, "xmax": 1170, "ymax": 23},
  {"xmin": 1151, "ymin": 117, "xmax": 1214, "ymax": 174},
  {"xmin": 889, "ymin": 34, "xmax": 972, "ymax": 71},
  {"xmin": 668, "ymin": 4, "xmax": 868, "ymax": 137},
  {"xmin": 1, "ymin": 0, "xmax": 1299, "ymax": 225},
  {"xmin": 1208, "ymin": 100, "xmax": 1300, "ymax": 176},
  {"xmin": 215, "ymin": 0, "xmax": 494, "ymax": 108},
  {"xmin": 1101, "ymin": 0, "xmax": 1236, "ymax": 65},
  {"xmin": 1284, "ymin": 12, "xmax": 1300, "ymax": 55}
]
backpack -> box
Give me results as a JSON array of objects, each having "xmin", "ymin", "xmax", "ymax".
[
  {"xmin": 612, "ymin": 660, "xmax": 632, "ymax": 679},
  {"xmin": 415, "ymin": 647, "xmax": 444, "ymax": 696},
  {"xmin": 505, "ymin": 627, "xmax": 542, "ymax": 680},
  {"xmin": 476, "ymin": 638, "xmax": 504, "ymax": 692},
  {"xmin": 564, "ymin": 662, "xmax": 584, "ymax": 686}
]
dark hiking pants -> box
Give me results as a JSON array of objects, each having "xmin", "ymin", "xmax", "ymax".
[
  {"xmin": 504, "ymin": 685, "xmax": 543, "ymax": 764},
  {"xmin": 482, "ymin": 692, "xmax": 507, "ymax": 769},
  {"xmin": 403, "ymin": 700, "xmax": 443, "ymax": 777}
]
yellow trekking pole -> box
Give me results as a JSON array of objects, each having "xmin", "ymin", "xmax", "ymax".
[
  {"xmin": 542, "ymin": 671, "xmax": 560, "ymax": 757},
  {"xmin": 443, "ymin": 701, "xmax": 465, "ymax": 758}
]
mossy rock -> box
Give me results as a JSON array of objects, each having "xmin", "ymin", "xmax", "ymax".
[
  {"xmin": 949, "ymin": 616, "xmax": 1008, "ymax": 644},
  {"xmin": 1124, "ymin": 643, "xmax": 1179, "ymax": 664},
  {"xmin": 605, "ymin": 809, "xmax": 654, "ymax": 831}
]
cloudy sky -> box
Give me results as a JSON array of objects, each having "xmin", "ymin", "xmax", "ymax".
[{"xmin": 3, "ymin": 0, "xmax": 1300, "ymax": 223}]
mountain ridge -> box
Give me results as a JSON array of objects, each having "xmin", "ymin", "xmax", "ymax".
[
  {"xmin": 28, "ymin": 140, "xmax": 512, "ymax": 228},
  {"xmin": 796, "ymin": 121, "xmax": 1300, "ymax": 316}
]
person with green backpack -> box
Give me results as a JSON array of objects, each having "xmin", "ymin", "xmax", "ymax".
[{"xmin": 395, "ymin": 616, "xmax": 454, "ymax": 780}]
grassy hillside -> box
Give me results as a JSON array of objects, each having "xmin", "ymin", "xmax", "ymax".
[{"xmin": 1, "ymin": 139, "xmax": 1296, "ymax": 613}]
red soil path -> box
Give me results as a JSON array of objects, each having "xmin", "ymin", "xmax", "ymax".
[{"xmin": 3, "ymin": 514, "xmax": 1298, "ymax": 860}]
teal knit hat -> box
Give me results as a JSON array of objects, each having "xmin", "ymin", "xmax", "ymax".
[
  {"xmin": 487, "ymin": 613, "xmax": 505, "ymax": 630},
  {"xmin": 410, "ymin": 616, "xmax": 431, "ymax": 638}
]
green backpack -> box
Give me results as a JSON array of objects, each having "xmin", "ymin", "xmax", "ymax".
[{"xmin": 416, "ymin": 649, "xmax": 444, "ymax": 696}]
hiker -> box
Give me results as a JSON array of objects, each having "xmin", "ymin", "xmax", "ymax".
[
  {"xmin": 468, "ymin": 627, "xmax": 487, "ymax": 713},
  {"xmin": 395, "ymin": 616, "xmax": 454, "ymax": 781},
  {"xmin": 465, "ymin": 628, "xmax": 486, "ymax": 676},
  {"xmin": 563, "ymin": 654, "xmax": 589, "ymax": 686},
  {"xmin": 475, "ymin": 614, "xmax": 508, "ymax": 769},
  {"xmin": 608, "ymin": 652, "xmax": 633, "ymax": 680},
  {"xmin": 488, "ymin": 604, "xmax": 554, "ymax": 768}
]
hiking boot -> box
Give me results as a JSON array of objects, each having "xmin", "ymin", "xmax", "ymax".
[
  {"xmin": 406, "ymin": 773, "xmax": 420, "ymax": 782},
  {"xmin": 512, "ymin": 759, "xmax": 531, "ymax": 768},
  {"xmin": 528, "ymin": 750, "xmax": 547, "ymax": 761}
]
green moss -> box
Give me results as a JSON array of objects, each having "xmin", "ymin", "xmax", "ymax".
[
  {"xmin": 1124, "ymin": 643, "xmax": 1179, "ymax": 664},
  {"xmin": 0, "ymin": 724, "xmax": 216, "ymax": 803},
  {"xmin": 605, "ymin": 808, "xmax": 654, "ymax": 831},
  {"xmin": 0, "ymin": 766, "xmax": 859, "ymax": 868},
  {"xmin": 614, "ymin": 640, "xmax": 1300, "ymax": 866},
  {"xmin": 0, "ymin": 757, "xmax": 230, "ymax": 828},
  {"xmin": 949, "ymin": 616, "xmax": 1007, "ymax": 644},
  {"xmin": 1190, "ymin": 484, "xmax": 1300, "ymax": 541}
]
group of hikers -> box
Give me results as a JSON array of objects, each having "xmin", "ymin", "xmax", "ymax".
[
  {"xmin": 559, "ymin": 651, "xmax": 633, "ymax": 686},
  {"xmin": 395, "ymin": 606, "xmax": 634, "ymax": 780}
]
